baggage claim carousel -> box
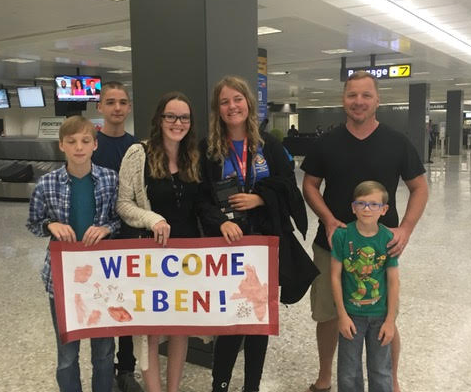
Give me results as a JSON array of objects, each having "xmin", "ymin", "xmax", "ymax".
[{"xmin": 0, "ymin": 138, "xmax": 64, "ymax": 200}]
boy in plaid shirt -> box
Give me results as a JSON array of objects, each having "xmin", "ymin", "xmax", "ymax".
[{"xmin": 27, "ymin": 115, "xmax": 120, "ymax": 392}]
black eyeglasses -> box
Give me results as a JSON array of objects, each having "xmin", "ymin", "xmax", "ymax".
[
  {"xmin": 352, "ymin": 201, "xmax": 384, "ymax": 211},
  {"xmin": 161, "ymin": 113, "xmax": 191, "ymax": 124}
]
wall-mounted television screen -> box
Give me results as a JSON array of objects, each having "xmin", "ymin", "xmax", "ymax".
[
  {"xmin": 0, "ymin": 89, "xmax": 11, "ymax": 109},
  {"xmin": 17, "ymin": 86, "xmax": 46, "ymax": 108},
  {"xmin": 55, "ymin": 75, "xmax": 102, "ymax": 102}
]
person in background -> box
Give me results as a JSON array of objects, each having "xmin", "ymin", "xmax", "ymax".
[
  {"xmin": 288, "ymin": 124, "xmax": 299, "ymax": 137},
  {"xmin": 72, "ymin": 79, "xmax": 85, "ymax": 96},
  {"xmin": 87, "ymin": 80, "xmax": 101, "ymax": 96},
  {"xmin": 57, "ymin": 79, "xmax": 71, "ymax": 96},
  {"xmin": 117, "ymin": 91, "xmax": 201, "ymax": 392},
  {"xmin": 301, "ymin": 71, "xmax": 427, "ymax": 392},
  {"xmin": 91, "ymin": 81, "xmax": 141, "ymax": 392},
  {"xmin": 26, "ymin": 115, "xmax": 120, "ymax": 392}
]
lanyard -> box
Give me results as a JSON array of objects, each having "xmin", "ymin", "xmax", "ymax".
[{"xmin": 228, "ymin": 137, "xmax": 248, "ymax": 183}]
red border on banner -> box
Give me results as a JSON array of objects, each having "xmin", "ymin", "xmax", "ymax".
[{"xmin": 50, "ymin": 236, "xmax": 279, "ymax": 343}]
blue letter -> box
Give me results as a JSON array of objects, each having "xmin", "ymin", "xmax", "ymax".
[
  {"xmin": 153, "ymin": 290, "xmax": 169, "ymax": 312},
  {"xmin": 100, "ymin": 256, "xmax": 121, "ymax": 278},
  {"xmin": 162, "ymin": 255, "xmax": 179, "ymax": 277},
  {"xmin": 231, "ymin": 253, "xmax": 245, "ymax": 275}
]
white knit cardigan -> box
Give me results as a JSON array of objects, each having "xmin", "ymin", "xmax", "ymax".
[
  {"xmin": 116, "ymin": 143, "xmax": 165, "ymax": 231},
  {"xmin": 116, "ymin": 142, "xmax": 165, "ymax": 371}
]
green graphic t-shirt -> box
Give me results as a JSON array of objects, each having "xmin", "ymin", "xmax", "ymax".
[{"xmin": 332, "ymin": 221, "xmax": 398, "ymax": 317}]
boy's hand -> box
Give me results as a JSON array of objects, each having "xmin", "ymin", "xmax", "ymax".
[
  {"xmin": 378, "ymin": 319, "xmax": 395, "ymax": 346},
  {"xmin": 338, "ymin": 314, "xmax": 356, "ymax": 340},
  {"xmin": 82, "ymin": 226, "xmax": 111, "ymax": 247},
  {"xmin": 48, "ymin": 222, "xmax": 77, "ymax": 243}
]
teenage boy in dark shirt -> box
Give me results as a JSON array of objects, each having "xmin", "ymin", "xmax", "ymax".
[{"xmin": 92, "ymin": 81, "xmax": 141, "ymax": 392}]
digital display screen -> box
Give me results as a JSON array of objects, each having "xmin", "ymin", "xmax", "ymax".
[
  {"xmin": 0, "ymin": 89, "xmax": 10, "ymax": 109},
  {"xmin": 55, "ymin": 75, "xmax": 102, "ymax": 102},
  {"xmin": 17, "ymin": 86, "xmax": 46, "ymax": 108}
]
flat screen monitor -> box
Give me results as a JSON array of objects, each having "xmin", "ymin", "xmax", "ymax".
[
  {"xmin": 17, "ymin": 86, "xmax": 46, "ymax": 108},
  {"xmin": 55, "ymin": 75, "xmax": 101, "ymax": 102},
  {"xmin": 0, "ymin": 89, "xmax": 11, "ymax": 109}
]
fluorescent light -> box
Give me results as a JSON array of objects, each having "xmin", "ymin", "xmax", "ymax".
[
  {"xmin": 107, "ymin": 69, "xmax": 132, "ymax": 74},
  {"xmin": 100, "ymin": 45, "xmax": 132, "ymax": 52},
  {"xmin": 455, "ymin": 83, "xmax": 471, "ymax": 86},
  {"xmin": 310, "ymin": 91, "xmax": 324, "ymax": 94},
  {"xmin": 268, "ymin": 71, "xmax": 290, "ymax": 75},
  {"xmin": 35, "ymin": 77, "xmax": 54, "ymax": 81},
  {"xmin": 363, "ymin": 0, "xmax": 471, "ymax": 54},
  {"xmin": 258, "ymin": 26, "xmax": 282, "ymax": 36},
  {"xmin": 414, "ymin": 71, "xmax": 430, "ymax": 75},
  {"xmin": 3, "ymin": 58, "xmax": 36, "ymax": 63},
  {"xmin": 321, "ymin": 49, "xmax": 353, "ymax": 55},
  {"xmin": 379, "ymin": 87, "xmax": 392, "ymax": 90},
  {"xmin": 315, "ymin": 78, "xmax": 333, "ymax": 81},
  {"xmin": 309, "ymin": 99, "xmax": 320, "ymax": 102}
]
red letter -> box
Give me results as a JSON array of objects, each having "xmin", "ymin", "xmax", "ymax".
[
  {"xmin": 126, "ymin": 255, "xmax": 140, "ymax": 277},
  {"xmin": 193, "ymin": 291, "xmax": 210, "ymax": 313},
  {"xmin": 205, "ymin": 254, "xmax": 227, "ymax": 276}
]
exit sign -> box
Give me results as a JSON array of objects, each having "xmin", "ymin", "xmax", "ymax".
[{"xmin": 341, "ymin": 64, "xmax": 412, "ymax": 81}]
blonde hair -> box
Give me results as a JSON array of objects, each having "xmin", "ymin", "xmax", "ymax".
[
  {"xmin": 353, "ymin": 180, "xmax": 389, "ymax": 204},
  {"xmin": 207, "ymin": 75, "xmax": 263, "ymax": 163},
  {"xmin": 59, "ymin": 115, "xmax": 96, "ymax": 141},
  {"xmin": 146, "ymin": 91, "xmax": 200, "ymax": 182}
]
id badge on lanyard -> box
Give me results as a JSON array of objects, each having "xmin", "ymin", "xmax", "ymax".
[{"xmin": 228, "ymin": 137, "xmax": 248, "ymax": 191}]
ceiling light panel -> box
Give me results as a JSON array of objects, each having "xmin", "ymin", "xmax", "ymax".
[
  {"xmin": 258, "ymin": 26, "xmax": 282, "ymax": 36},
  {"xmin": 100, "ymin": 45, "xmax": 132, "ymax": 52}
]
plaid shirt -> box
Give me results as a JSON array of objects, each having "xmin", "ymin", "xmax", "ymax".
[{"xmin": 26, "ymin": 163, "xmax": 120, "ymax": 297}]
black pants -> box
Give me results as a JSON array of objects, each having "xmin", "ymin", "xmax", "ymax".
[
  {"xmin": 116, "ymin": 336, "xmax": 136, "ymax": 374},
  {"xmin": 212, "ymin": 335, "xmax": 269, "ymax": 392}
]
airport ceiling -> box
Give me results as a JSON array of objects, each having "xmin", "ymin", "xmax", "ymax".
[{"xmin": 1, "ymin": 0, "xmax": 471, "ymax": 108}]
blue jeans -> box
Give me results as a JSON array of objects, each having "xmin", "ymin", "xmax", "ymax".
[
  {"xmin": 49, "ymin": 297, "xmax": 115, "ymax": 392},
  {"xmin": 337, "ymin": 315, "xmax": 392, "ymax": 392}
]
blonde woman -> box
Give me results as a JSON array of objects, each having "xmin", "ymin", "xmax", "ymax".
[{"xmin": 199, "ymin": 76, "xmax": 303, "ymax": 392}]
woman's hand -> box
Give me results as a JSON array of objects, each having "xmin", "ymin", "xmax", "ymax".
[
  {"xmin": 228, "ymin": 193, "xmax": 264, "ymax": 211},
  {"xmin": 152, "ymin": 220, "xmax": 171, "ymax": 246},
  {"xmin": 220, "ymin": 221, "xmax": 243, "ymax": 244}
]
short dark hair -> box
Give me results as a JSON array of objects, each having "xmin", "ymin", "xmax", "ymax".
[
  {"xmin": 100, "ymin": 81, "xmax": 130, "ymax": 102},
  {"xmin": 344, "ymin": 71, "xmax": 379, "ymax": 93}
]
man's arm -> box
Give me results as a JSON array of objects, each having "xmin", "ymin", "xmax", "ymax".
[
  {"xmin": 387, "ymin": 174, "xmax": 428, "ymax": 256},
  {"xmin": 302, "ymin": 173, "xmax": 346, "ymax": 247},
  {"xmin": 378, "ymin": 266, "xmax": 399, "ymax": 346}
]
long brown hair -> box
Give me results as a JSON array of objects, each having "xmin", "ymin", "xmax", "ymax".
[
  {"xmin": 146, "ymin": 91, "xmax": 200, "ymax": 182},
  {"xmin": 207, "ymin": 75, "xmax": 263, "ymax": 163}
]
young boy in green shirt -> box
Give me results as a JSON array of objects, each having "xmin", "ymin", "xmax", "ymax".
[{"xmin": 331, "ymin": 180, "xmax": 400, "ymax": 392}]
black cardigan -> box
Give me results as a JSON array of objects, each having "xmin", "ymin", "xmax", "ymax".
[{"xmin": 198, "ymin": 132, "xmax": 319, "ymax": 304}]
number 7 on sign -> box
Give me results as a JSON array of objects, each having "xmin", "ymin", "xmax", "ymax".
[{"xmin": 389, "ymin": 65, "xmax": 411, "ymax": 78}]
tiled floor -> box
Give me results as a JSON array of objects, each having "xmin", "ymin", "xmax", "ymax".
[{"xmin": 1, "ymin": 150, "xmax": 471, "ymax": 392}]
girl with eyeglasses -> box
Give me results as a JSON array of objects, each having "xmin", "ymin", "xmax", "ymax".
[{"xmin": 117, "ymin": 91, "xmax": 201, "ymax": 392}]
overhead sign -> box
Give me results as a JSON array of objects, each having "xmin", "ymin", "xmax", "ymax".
[
  {"xmin": 38, "ymin": 117, "xmax": 65, "ymax": 139},
  {"xmin": 341, "ymin": 64, "xmax": 412, "ymax": 81}
]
